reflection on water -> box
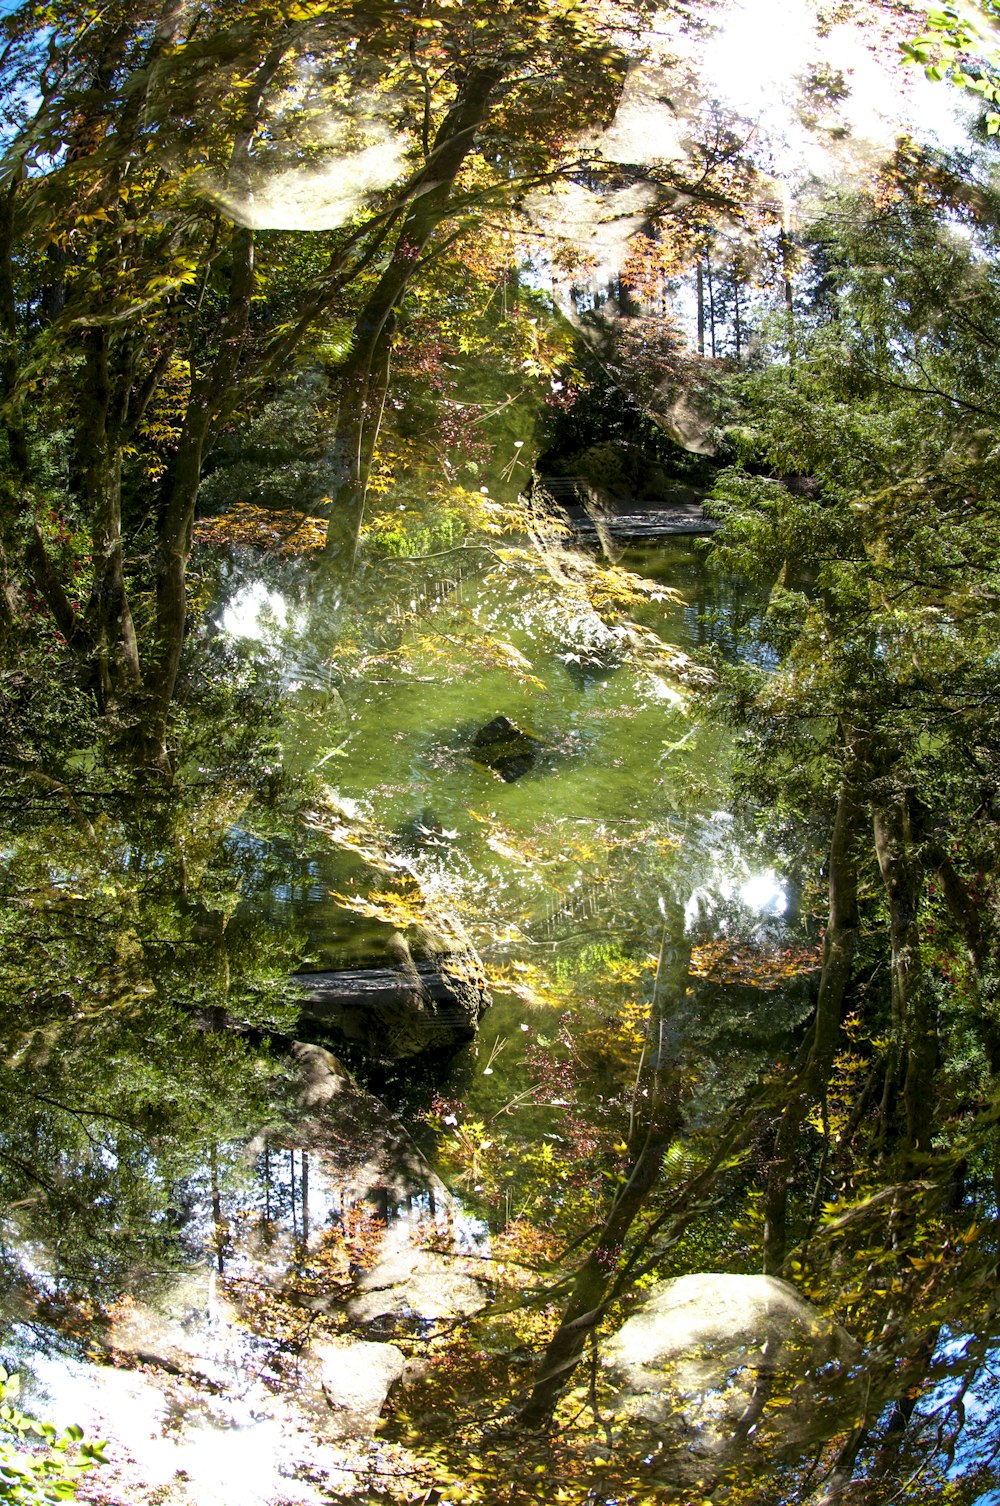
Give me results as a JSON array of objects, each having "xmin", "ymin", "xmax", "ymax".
[
  {"xmin": 0, "ymin": 534, "xmax": 791, "ymax": 1490},
  {"xmin": 3, "ymin": 533, "xmax": 994, "ymax": 1503},
  {"xmin": 219, "ymin": 580, "xmax": 297, "ymax": 642},
  {"xmin": 210, "ymin": 536, "xmax": 775, "ymax": 977}
]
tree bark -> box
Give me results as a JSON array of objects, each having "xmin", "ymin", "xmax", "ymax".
[
  {"xmin": 137, "ymin": 35, "xmax": 297, "ymax": 769},
  {"xmin": 871, "ymin": 792, "xmax": 936, "ymax": 1154},
  {"xmin": 763, "ymin": 779, "xmax": 861, "ymax": 1273},
  {"xmin": 696, "ymin": 259, "xmax": 706, "ymax": 357},
  {"xmin": 779, "ymin": 225, "xmax": 795, "ymax": 364},
  {"xmin": 142, "ymin": 223, "xmax": 255, "ymax": 772},
  {"xmin": 517, "ymin": 931, "xmax": 690, "ymax": 1429},
  {"xmin": 0, "ymin": 171, "xmax": 33, "ymax": 633},
  {"xmin": 324, "ymin": 64, "xmax": 502, "ymax": 565},
  {"xmin": 78, "ymin": 327, "xmax": 142, "ymax": 707}
]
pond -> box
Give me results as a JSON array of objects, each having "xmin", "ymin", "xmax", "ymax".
[{"xmin": 0, "ymin": 527, "xmax": 933, "ymax": 1504}]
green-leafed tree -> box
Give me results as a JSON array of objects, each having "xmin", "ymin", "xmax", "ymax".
[
  {"xmin": 695, "ymin": 145, "xmax": 1000, "ymax": 1495},
  {"xmin": 0, "ymin": 0, "xmax": 755, "ymax": 774}
]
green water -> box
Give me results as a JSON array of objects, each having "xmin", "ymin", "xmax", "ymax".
[
  {"xmin": 249, "ymin": 538, "xmax": 771, "ymax": 977},
  {"xmin": 1, "ymin": 533, "xmax": 810, "ymax": 1504}
]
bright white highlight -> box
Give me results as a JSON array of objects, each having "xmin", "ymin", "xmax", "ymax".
[
  {"xmin": 208, "ymin": 132, "xmax": 407, "ymax": 231},
  {"xmin": 649, "ymin": 673, "xmax": 687, "ymax": 707},
  {"xmin": 586, "ymin": 0, "xmax": 974, "ymax": 206},
  {"xmin": 739, "ymin": 869, "xmax": 788, "ymax": 916},
  {"xmin": 29, "ymin": 1354, "xmax": 338, "ymax": 1506},
  {"xmin": 684, "ymin": 854, "xmax": 788, "ymax": 930},
  {"xmin": 523, "ymin": 179, "xmax": 659, "ymax": 289},
  {"xmin": 697, "ymin": 0, "xmax": 972, "ymax": 164},
  {"xmin": 218, "ymin": 581, "xmax": 291, "ymax": 641}
]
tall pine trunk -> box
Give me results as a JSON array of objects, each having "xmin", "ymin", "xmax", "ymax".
[
  {"xmin": 517, "ymin": 930, "xmax": 690, "ymax": 1428},
  {"xmin": 78, "ymin": 327, "xmax": 142, "ymax": 709},
  {"xmin": 324, "ymin": 65, "xmax": 502, "ymax": 565},
  {"xmin": 872, "ymin": 791, "xmax": 936, "ymax": 1154},
  {"xmin": 763, "ymin": 778, "xmax": 861, "ymax": 1273},
  {"xmin": 143, "ymin": 226, "xmax": 256, "ymax": 774}
]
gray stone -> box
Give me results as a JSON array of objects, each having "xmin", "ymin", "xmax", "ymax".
[
  {"xmin": 306, "ymin": 1336, "xmax": 406, "ymax": 1438},
  {"xmin": 347, "ymin": 1220, "xmax": 487, "ymax": 1329},
  {"xmin": 293, "ymin": 944, "xmax": 489, "ymax": 1062},
  {"xmin": 600, "ymin": 1273, "xmax": 860, "ymax": 1486}
]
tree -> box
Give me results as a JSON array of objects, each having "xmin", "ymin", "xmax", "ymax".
[
  {"xmin": 0, "ymin": 0, "xmax": 761, "ymax": 774},
  {"xmin": 696, "ymin": 147, "xmax": 1000, "ymax": 1492},
  {"xmin": 0, "ymin": 0, "xmax": 610, "ymax": 771},
  {"xmin": 901, "ymin": 0, "xmax": 1000, "ymax": 132},
  {"xmin": 0, "ymin": 1367, "xmax": 105, "ymax": 1504}
]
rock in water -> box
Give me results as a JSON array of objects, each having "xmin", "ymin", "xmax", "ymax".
[
  {"xmin": 305, "ymin": 1337, "xmax": 406, "ymax": 1437},
  {"xmin": 600, "ymin": 1273, "xmax": 860, "ymax": 1488},
  {"xmin": 293, "ymin": 952, "xmax": 489, "ymax": 1062},
  {"xmin": 471, "ymin": 715, "xmax": 543, "ymax": 781}
]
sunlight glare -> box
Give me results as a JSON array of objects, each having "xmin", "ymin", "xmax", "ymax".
[
  {"xmin": 739, "ymin": 869, "xmax": 788, "ymax": 916},
  {"xmin": 219, "ymin": 581, "xmax": 291, "ymax": 642},
  {"xmin": 205, "ymin": 132, "xmax": 406, "ymax": 231}
]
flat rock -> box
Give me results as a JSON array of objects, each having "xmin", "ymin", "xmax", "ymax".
[
  {"xmin": 568, "ymin": 504, "xmax": 718, "ymax": 538},
  {"xmin": 293, "ymin": 955, "xmax": 487, "ymax": 1061},
  {"xmin": 347, "ymin": 1220, "xmax": 487, "ymax": 1329}
]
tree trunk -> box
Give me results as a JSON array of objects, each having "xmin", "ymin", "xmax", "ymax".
[
  {"xmin": 87, "ymin": 449, "xmax": 142, "ymax": 708},
  {"xmin": 932, "ymin": 844, "xmax": 999, "ymax": 1070},
  {"xmin": 872, "ymin": 792, "xmax": 936, "ymax": 1154},
  {"xmin": 78, "ymin": 327, "xmax": 142, "ymax": 708},
  {"xmin": 324, "ymin": 65, "xmax": 502, "ymax": 564},
  {"xmin": 763, "ymin": 779, "xmax": 860, "ymax": 1273},
  {"xmin": 0, "ymin": 172, "xmax": 33, "ymax": 635},
  {"xmin": 145, "ymin": 420, "xmax": 209, "ymax": 773},
  {"xmin": 101, "ymin": 34, "xmax": 284, "ymax": 771},
  {"xmin": 210, "ymin": 1144, "xmax": 225, "ymax": 1276},
  {"xmin": 324, "ymin": 314, "xmax": 396, "ymax": 568},
  {"xmin": 517, "ymin": 931, "xmax": 690, "ymax": 1429},
  {"xmin": 696, "ymin": 259, "xmax": 706, "ymax": 357},
  {"xmin": 142, "ymin": 225, "xmax": 255, "ymax": 773},
  {"xmin": 779, "ymin": 226, "xmax": 795, "ymax": 363}
]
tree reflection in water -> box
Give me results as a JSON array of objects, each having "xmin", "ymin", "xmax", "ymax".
[{"xmin": 1, "ymin": 0, "xmax": 1000, "ymax": 1499}]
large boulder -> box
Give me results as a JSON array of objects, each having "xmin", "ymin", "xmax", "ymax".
[
  {"xmin": 303, "ymin": 1336, "xmax": 406, "ymax": 1438},
  {"xmin": 600, "ymin": 1273, "xmax": 860, "ymax": 1488},
  {"xmin": 293, "ymin": 930, "xmax": 489, "ymax": 1062},
  {"xmin": 346, "ymin": 1219, "xmax": 487, "ymax": 1331}
]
